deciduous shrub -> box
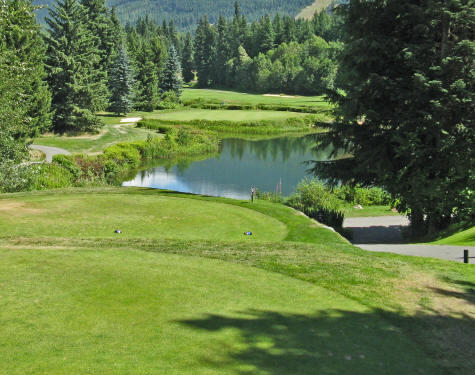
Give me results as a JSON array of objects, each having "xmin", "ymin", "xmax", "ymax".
[{"xmin": 286, "ymin": 179, "xmax": 345, "ymax": 228}]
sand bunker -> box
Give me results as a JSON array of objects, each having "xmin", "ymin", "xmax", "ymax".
[
  {"xmin": 263, "ymin": 94, "xmax": 296, "ymax": 98},
  {"xmin": 120, "ymin": 117, "xmax": 142, "ymax": 123}
]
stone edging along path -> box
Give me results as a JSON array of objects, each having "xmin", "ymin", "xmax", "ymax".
[{"xmin": 343, "ymin": 216, "xmax": 475, "ymax": 263}]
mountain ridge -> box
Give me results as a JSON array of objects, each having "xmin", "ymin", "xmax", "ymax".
[{"xmin": 34, "ymin": 0, "xmax": 316, "ymax": 29}]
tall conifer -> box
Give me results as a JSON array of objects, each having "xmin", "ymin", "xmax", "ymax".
[
  {"xmin": 160, "ymin": 45, "xmax": 183, "ymax": 97},
  {"xmin": 182, "ymin": 32, "xmax": 194, "ymax": 83},
  {"xmin": 134, "ymin": 41, "xmax": 159, "ymax": 111},
  {"xmin": 109, "ymin": 46, "xmax": 134, "ymax": 115},
  {"xmin": 45, "ymin": 0, "xmax": 108, "ymax": 132},
  {"xmin": 0, "ymin": 0, "xmax": 51, "ymax": 163},
  {"xmin": 2, "ymin": 0, "xmax": 51, "ymax": 137}
]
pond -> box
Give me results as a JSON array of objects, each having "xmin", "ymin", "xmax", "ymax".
[{"xmin": 123, "ymin": 134, "xmax": 336, "ymax": 199}]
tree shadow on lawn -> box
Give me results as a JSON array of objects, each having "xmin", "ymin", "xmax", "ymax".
[{"xmin": 179, "ymin": 306, "xmax": 474, "ymax": 375}]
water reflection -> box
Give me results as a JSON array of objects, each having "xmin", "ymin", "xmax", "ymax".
[{"xmin": 123, "ymin": 135, "xmax": 335, "ymax": 199}]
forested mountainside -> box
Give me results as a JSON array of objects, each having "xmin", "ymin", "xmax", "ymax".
[{"xmin": 34, "ymin": 0, "xmax": 316, "ymax": 28}]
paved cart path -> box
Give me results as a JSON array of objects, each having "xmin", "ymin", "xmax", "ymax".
[
  {"xmin": 29, "ymin": 144, "xmax": 70, "ymax": 162},
  {"xmin": 343, "ymin": 216, "xmax": 474, "ymax": 263}
]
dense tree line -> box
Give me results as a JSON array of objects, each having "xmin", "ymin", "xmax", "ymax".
[
  {"xmin": 312, "ymin": 0, "xmax": 474, "ymax": 235},
  {"xmin": 192, "ymin": 7, "xmax": 343, "ymax": 94},
  {"xmin": 33, "ymin": 0, "xmax": 319, "ymax": 30}
]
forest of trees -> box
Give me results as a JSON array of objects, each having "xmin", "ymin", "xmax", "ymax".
[
  {"xmin": 123, "ymin": 4, "xmax": 343, "ymax": 95},
  {"xmin": 192, "ymin": 5, "xmax": 343, "ymax": 93},
  {"xmin": 33, "ymin": 0, "xmax": 318, "ymax": 29}
]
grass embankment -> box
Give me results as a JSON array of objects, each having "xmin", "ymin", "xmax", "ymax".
[
  {"xmin": 0, "ymin": 188, "xmax": 473, "ymax": 374},
  {"xmin": 431, "ymin": 226, "xmax": 475, "ymax": 246},
  {"xmin": 182, "ymin": 88, "xmax": 333, "ymax": 114},
  {"xmin": 137, "ymin": 110, "xmax": 323, "ymax": 135}
]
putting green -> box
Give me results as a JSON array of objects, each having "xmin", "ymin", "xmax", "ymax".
[
  {"xmin": 0, "ymin": 193, "xmax": 286, "ymax": 241},
  {"xmin": 0, "ymin": 249, "xmax": 438, "ymax": 375}
]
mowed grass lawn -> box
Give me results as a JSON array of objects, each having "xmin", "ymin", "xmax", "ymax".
[
  {"xmin": 0, "ymin": 192, "xmax": 285, "ymax": 241},
  {"xmin": 182, "ymin": 88, "xmax": 332, "ymax": 110},
  {"xmin": 145, "ymin": 108, "xmax": 309, "ymax": 122},
  {"xmin": 0, "ymin": 188, "xmax": 474, "ymax": 374},
  {"xmin": 34, "ymin": 118, "xmax": 158, "ymax": 154},
  {"xmin": 432, "ymin": 226, "xmax": 475, "ymax": 246}
]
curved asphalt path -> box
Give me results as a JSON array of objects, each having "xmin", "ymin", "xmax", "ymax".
[
  {"xmin": 29, "ymin": 144, "xmax": 70, "ymax": 162},
  {"xmin": 343, "ymin": 216, "xmax": 474, "ymax": 263}
]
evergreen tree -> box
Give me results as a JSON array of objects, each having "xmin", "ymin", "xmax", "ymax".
[
  {"xmin": 312, "ymin": 0, "xmax": 475, "ymax": 235},
  {"xmin": 45, "ymin": 0, "xmax": 108, "ymax": 132},
  {"xmin": 194, "ymin": 16, "xmax": 216, "ymax": 87},
  {"xmin": 108, "ymin": 46, "xmax": 134, "ymax": 115},
  {"xmin": 282, "ymin": 15, "xmax": 296, "ymax": 43},
  {"xmin": 160, "ymin": 44, "xmax": 183, "ymax": 97},
  {"xmin": 109, "ymin": 7, "xmax": 124, "ymax": 58},
  {"xmin": 133, "ymin": 41, "xmax": 159, "ymax": 111},
  {"xmin": 182, "ymin": 32, "xmax": 194, "ymax": 82},
  {"xmin": 81, "ymin": 0, "xmax": 115, "ymax": 87},
  {"xmin": 1, "ymin": 0, "xmax": 47, "ymax": 164},
  {"xmin": 213, "ymin": 15, "xmax": 230, "ymax": 84},
  {"xmin": 2, "ymin": 0, "xmax": 51, "ymax": 137},
  {"xmin": 258, "ymin": 14, "xmax": 274, "ymax": 54},
  {"xmin": 273, "ymin": 13, "xmax": 284, "ymax": 45}
]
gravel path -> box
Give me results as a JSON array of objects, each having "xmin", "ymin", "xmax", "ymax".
[
  {"xmin": 343, "ymin": 216, "xmax": 474, "ymax": 263},
  {"xmin": 29, "ymin": 145, "xmax": 70, "ymax": 162}
]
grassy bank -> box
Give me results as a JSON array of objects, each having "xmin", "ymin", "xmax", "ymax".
[
  {"xmin": 181, "ymin": 88, "xmax": 333, "ymax": 114},
  {"xmin": 431, "ymin": 226, "xmax": 475, "ymax": 246},
  {"xmin": 137, "ymin": 114, "xmax": 322, "ymax": 135},
  {"xmin": 18, "ymin": 128, "xmax": 219, "ymax": 193},
  {"xmin": 0, "ymin": 188, "xmax": 473, "ymax": 374}
]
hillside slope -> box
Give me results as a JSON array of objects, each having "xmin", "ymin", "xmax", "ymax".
[{"xmin": 34, "ymin": 0, "xmax": 315, "ymax": 28}]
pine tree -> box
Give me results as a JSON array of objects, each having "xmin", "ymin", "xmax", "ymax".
[
  {"xmin": 45, "ymin": 0, "xmax": 108, "ymax": 132},
  {"xmin": 194, "ymin": 16, "xmax": 216, "ymax": 87},
  {"xmin": 160, "ymin": 44, "xmax": 183, "ymax": 97},
  {"xmin": 2, "ymin": 0, "xmax": 51, "ymax": 137},
  {"xmin": 273, "ymin": 13, "xmax": 284, "ymax": 45},
  {"xmin": 0, "ymin": 0, "xmax": 53, "ymax": 192},
  {"xmin": 133, "ymin": 41, "xmax": 159, "ymax": 111},
  {"xmin": 313, "ymin": 0, "xmax": 475, "ymax": 235},
  {"xmin": 258, "ymin": 14, "xmax": 275, "ymax": 54},
  {"xmin": 108, "ymin": 46, "xmax": 134, "ymax": 115},
  {"xmin": 109, "ymin": 7, "xmax": 124, "ymax": 59},
  {"xmin": 213, "ymin": 15, "xmax": 230, "ymax": 85},
  {"xmin": 182, "ymin": 32, "xmax": 194, "ymax": 83},
  {"xmin": 81, "ymin": 0, "xmax": 114, "ymax": 63}
]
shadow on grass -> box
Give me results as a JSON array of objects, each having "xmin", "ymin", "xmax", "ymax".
[
  {"xmin": 179, "ymin": 307, "xmax": 474, "ymax": 375},
  {"xmin": 346, "ymin": 225, "xmax": 409, "ymax": 244}
]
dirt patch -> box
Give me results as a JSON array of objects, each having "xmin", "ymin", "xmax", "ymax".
[
  {"xmin": 395, "ymin": 271, "xmax": 475, "ymax": 318},
  {"xmin": 0, "ymin": 200, "xmax": 43, "ymax": 214}
]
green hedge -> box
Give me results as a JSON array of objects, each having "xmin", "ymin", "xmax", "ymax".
[{"xmin": 286, "ymin": 179, "xmax": 345, "ymax": 228}]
